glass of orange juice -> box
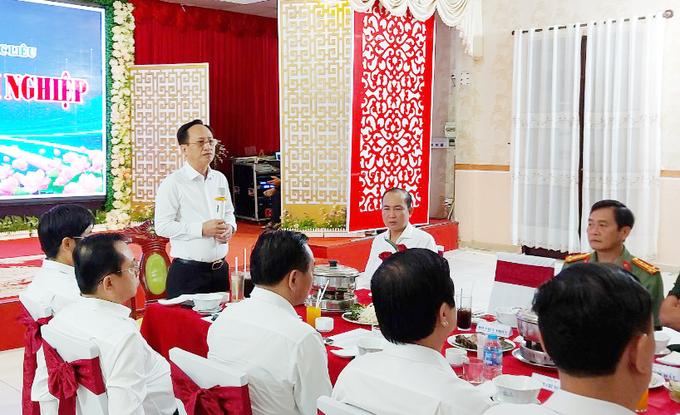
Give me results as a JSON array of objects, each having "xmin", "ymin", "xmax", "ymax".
[
  {"xmin": 635, "ymin": 388, "xmax": 648, "ymax": 413},
  {"xmin": 305, "ymin": 299, "xmax": 322, "ymax": 328}
]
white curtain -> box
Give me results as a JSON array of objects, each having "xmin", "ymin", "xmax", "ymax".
[
  {"xmin": 319, "ymin": 0, "xmax": 483, "ymax": 57},
  {"xmin": 510, "ymin": 25, "xmax": 582, "ymax": 253},
  {"xmin": 581, "ymin": 15, "xmax": 665, "ymax": 260}
]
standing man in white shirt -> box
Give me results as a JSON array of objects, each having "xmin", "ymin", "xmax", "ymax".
[
  {"xmin": 32, "ymin": 233, "xmax": 177, "ymax": 415},
  {"xmin": 484, "ymin": 263, "xmax": 655, "ymax": 415},
  {"xmin": 155, "ymin": 119, "xmax": 237, "ymax": 298},
  {"xmin": 207, "ymin": 230, "xmax": 332, "ymax": 415},
  {"xmin": 333, "ymin": 248, "xmax": 493, "ymax": 415},
  {"xmin": 357, "ymin": 188, "xmax": 437, "ymax": 289},
  {"xmin": 25, "ymin": 204, "xmax": 95, "ymax": 313}
]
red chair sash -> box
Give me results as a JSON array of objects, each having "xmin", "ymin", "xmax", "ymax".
[
  {"xmin": 18, "ymin": 304, "xmax": 52, "ymax": 415},
  {"xmin": 42, "ymin": 340, "xmax": 106, "ymax": 415},
  {"xmin": 171, "ymin": 361, "xmax": 252, "ymax": 415},
  {"xmin": 494, "ymin": 261, "xmax": 554, "ymax": 288}
]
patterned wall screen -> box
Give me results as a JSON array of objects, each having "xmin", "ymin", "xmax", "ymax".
[
  {"xmin": 279, "ymin": 0, "xmax": 352, "ymax": 221},
  {"xmin": 348, "ymin": 4, "xmax": 435, "ymax": 231},
  {"xmin": 130, "ymin": 64, "xmax": 209, "ymax": 209}
]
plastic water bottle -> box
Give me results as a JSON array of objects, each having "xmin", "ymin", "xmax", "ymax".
[{"xmin": 482, "ymin": 333, "xmax": 503, "ymax": 380}]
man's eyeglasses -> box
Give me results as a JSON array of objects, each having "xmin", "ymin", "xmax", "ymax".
[
  {"xmin": 185, "ymin": 139, "xmax": 218, "ymax": 148},
  {"xmin": 116, "ymin": 261, "xmax": 140, "ymax": 277}
]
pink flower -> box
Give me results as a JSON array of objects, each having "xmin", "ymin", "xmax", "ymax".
[
  {"xmin": 87, "ymin": 150, "xmax": 105, "ymax": 170},
  {"xmin": 11, "ymin": 159, "xmax": 28, "ymax": 171},
  {"xmin": 54, "ymin": 166, "xmax": 78, "ymax": 186},
  {"xmin": 63, "ymin": 182, "xmax": 84, "ymax": 194},
  {"xmin": 0, "ymin": 165, "xmax": 12, "ymax": 179},
  {"xmin": 0, "ymin": 177, "xmax": 20, "ymax": 195},
  {"xmin": 19, "ymin": 170, "xmax": 50, "ymax": 194},
  {"xmin": 77, "ymin": 174, "xmax": 101, "ymax": 193}
]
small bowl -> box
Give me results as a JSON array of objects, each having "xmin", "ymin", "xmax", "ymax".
[
  {"xmin": 357, "ymin": 337, "xmax": 384, "ymax": 355},
  {"xmin": 655, "ymin": 332, "xmax": 671, "ymax": 354},
  {"xmin": 493, "ymin": 375, "xmax": 542, "ymax": 404},
  {"xmin": 193, "ymin": 293, "xmax": 222, "ymax": 311},
  {"xmin": 495, "ymin": 307, "xmax": 519, "ymax": 327}
]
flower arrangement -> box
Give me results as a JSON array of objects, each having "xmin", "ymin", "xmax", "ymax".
[
  {"xmin": 105, "ymin": 0, "xmax": 135, "ymax": 229},
  {"xmin": 281, "ymin": 205, "xmax": 347, "ymax": 230}
]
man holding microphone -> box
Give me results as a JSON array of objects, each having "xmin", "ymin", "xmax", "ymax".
[{"xmin": 155, "ymin": 120, "xmax": 236, "ymax": 298}]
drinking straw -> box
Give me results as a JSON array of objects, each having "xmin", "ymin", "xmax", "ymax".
[
  {"xmin": 235, "ymin": 256, "xmax": 238, "ymax": 274},
  {"xmin": 316, "ymin": 280, "xmax": 329, "ymax": 308},
  {"xmin": 243, "ymin": 248, "xmax": 247, "ymax": 273}
]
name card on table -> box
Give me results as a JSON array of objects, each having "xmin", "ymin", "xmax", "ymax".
[
  {"xmin": 476, "ymin": 321, "xmax": 512, "ymax": 338},
  {"xmin": 531, "ymin": 373, "xmax": 561, "ymax": 392},
  {"xmin": 653, "ymin": 363, "xmax": 680, "ymax": 381}
]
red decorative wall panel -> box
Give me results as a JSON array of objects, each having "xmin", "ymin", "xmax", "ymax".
[{"xmin": 348, "ymin": 4, "xmax": 435, "ymax": 231}]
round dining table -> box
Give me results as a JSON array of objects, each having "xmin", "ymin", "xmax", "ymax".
[{"xmin": 139, "ymin": 289, "xmax": 680, "ymax": 414}]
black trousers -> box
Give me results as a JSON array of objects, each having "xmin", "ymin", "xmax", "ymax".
[{"xmin": 166, "ymin": 259, "xmax": 230, "ymax": 299}]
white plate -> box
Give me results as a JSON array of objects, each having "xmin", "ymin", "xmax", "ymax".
[
  {"xmin": 511, "ymin": 348, "xmax": 557, "ymax": 370},
  {"xmin": 341, "ymin": 312, "xmax": 375, "ymax": 326},
  {"xmin": 330, "ymin": 347, "xmax": 358, "ymax": 358},
  {"xmin": 447, "ymin": 333, "xmax": 515, "ymax": 353},
  {"xmin": 656, "ymin": 348, "xmax": 671, "ymax": 357},
  {"xmin": 492, "ymin": 393, "xmax": 539, "ymax": 404},
  {"xmin": 193, "ymin": 306, "xmax": 221, "ymax": 315},
  {"xmin": 650, "ymin": 373, "xmax": 665, "ymax": 389},
  {"xmin": 657, "ymin": 351, "xmax": 680, "ymax": 366}
]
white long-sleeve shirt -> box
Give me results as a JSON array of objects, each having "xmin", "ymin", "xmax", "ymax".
[
  {"xmin": 207, "ymin": 287, "xmax": 332, "ymax": 415},
  {"xmin": 155, "ymin": 162, "xmax": 236, "ymax": 262},
  {"xmin": 332, "ymin": 342, "xmax": 493, "ymax": 415},
  {"xmin": 483, "ymin": 389, "xmax": 634, "ymax": 415},
  {"xmin": 32, "ymin": 297, "xmax": 176, "ymax": 415},
  {"xmin": 357, "ymin": 223, "xmax": 437, "ymax": 289},
  {"xmin": 24, "ymin": 259, "xmax": 81, "ymax": 314}
]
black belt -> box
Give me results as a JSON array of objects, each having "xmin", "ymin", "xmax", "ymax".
[{"xmin": 174, "ymin": 258, "xmax": 225, "ymax": 271}]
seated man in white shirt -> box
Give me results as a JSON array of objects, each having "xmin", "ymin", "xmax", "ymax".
[
  {"xmin": 357, "ymin": 188, "xmax": 437, "ymax": 289},
  {"xmin": 24, "ymin": 204, "xmax": 94, "ymax": 313},
  {"xmin": 333, "ymin": 248, "xmax": 493, "ymax": 415},
  {"xmin": 207, "ymin": 230, "xmax": 332, "ymax": 415},
  {"xmin": 484, "ymin": 263, "xmax": 655, "ymax": 415},
  {"xmin": 32, "ymin": 233, "xmax": 177, "ymax": 415}
]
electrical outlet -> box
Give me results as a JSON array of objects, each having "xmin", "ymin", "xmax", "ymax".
[
  {"xmin": 431, "ymin": 139, "xmax": 447, "ymax": 148},
  {"xmin": 460, "ymin": 71, "xmax": 470, "ymax": 86}
]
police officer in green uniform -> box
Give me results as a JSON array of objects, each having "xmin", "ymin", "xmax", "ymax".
[
  {"xmin": 660, "ymin": 274, "xmax": 680, "ymax": 334},
  {"xmin": 563, "ymin": 200, "xmax": 663, "ymax": 327}
]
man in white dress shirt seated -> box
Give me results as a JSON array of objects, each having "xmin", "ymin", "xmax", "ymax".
[
  {"xmin": 155, "ymin": 119, "xmax": 237, "ymax": 298},
  {"xmin": 357, "ymin": 188, "xmax": 437, "ymax": 289},
  {"xmin": 32, "ymin": 233, "xmax": 177, "ymax": 415},
  {"xmin": 24, "ymin": 204, "xmax": 94, "ymax": 313},
  {"xmin": 484, "ymin": 263, "xmax": 655, "ymax": 415},
  {"xmin": 207, "ymin": 230, "xmax": 332, "ymax": 415},
  {"xmin": 333, "ymin": 248, "xmax": 493, "ymax": 415}
]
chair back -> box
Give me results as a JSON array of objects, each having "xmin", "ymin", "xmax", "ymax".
[
  {"xmin": 169, "ymin": 347, "xmax": 249, "ymax": 415},
  {"xmin": 317, "ymin": 396, "xmax": 375, "ymax": 415},
  {"xmin": 41, "ymin": 325, "xmax": 108, "ymax": 415},
  {"xmin": 19, "ymin": 291, "xmax": 53, "ymax": 321},
  {"xmin": 487, "ymin": 252, "xmax": 555, "ymax": 312}
]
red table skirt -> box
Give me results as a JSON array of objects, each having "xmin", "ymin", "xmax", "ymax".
[{"xmin": 140, "ymin": 291, "xmax": 680, "ymax": 413}]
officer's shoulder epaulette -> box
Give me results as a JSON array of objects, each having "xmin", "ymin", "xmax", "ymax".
[
  {"xmin": 632, "ymin": 257, "xmax": 659, "ymax": 274},
  {"xmin": 565, "ymin": 253, "xmax": 591, "ymax": 263}
]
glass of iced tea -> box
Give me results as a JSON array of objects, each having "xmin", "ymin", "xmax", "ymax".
[{"xmin": 457, "ymin": 294, "xmax": 472, "ymax": 331}]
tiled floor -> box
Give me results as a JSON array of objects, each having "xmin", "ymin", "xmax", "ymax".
[
  {"xmin": 0, "ymin": 348, "xmax": 23, "ymax": 415},
  {"xmin": 0, "ymin": 248, "xmax": 675, "ymax": 415}
]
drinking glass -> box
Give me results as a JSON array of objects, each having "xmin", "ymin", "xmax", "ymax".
[
  {"xmin": 305, "ymin": 298, "xmax": 322, "ymax": 328},
  {"xmin": 636, "ymin": 388, "xmax": 648, "ymax": 413},
  {"xmin": 230, "ymin": 271, "xmax": 244, "ymax": 302},
  {"xmin": 457, "ymin": 294, "xmax": 473, "ymax": 330},
  {"xmin": 464, "ymin": 357, "xmax": 484, "ymax": 385}
]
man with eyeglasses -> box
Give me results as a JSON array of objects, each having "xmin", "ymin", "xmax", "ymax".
[
  {"xmin": 32, "ymin": 233, "xmax": 177, "ymax": 415},
  {"xmin": 24, "ymin": 204, "xmax": 95, "ymax": 314},
  {"xmin": 155, "ymin": 119, "xmax": 237, "ymax": 298}
]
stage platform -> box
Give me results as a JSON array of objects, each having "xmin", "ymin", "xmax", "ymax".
[{"xmin": 0, "ymin": 219, "xmax": 457, "ymax": 350}]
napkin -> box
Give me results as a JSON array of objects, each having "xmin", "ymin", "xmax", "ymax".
[
  {"xmin": 328, "ymin": 329, "xmax": 371, "ymax": 350},
  {"xmin": 158, "ymin": 294, "xmax": 192, "ymax": 305}
]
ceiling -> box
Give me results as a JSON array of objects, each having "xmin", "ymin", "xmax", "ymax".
[{"xmin": 160, "ymin": 0, "xmax": 278, "ymax": 19}]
